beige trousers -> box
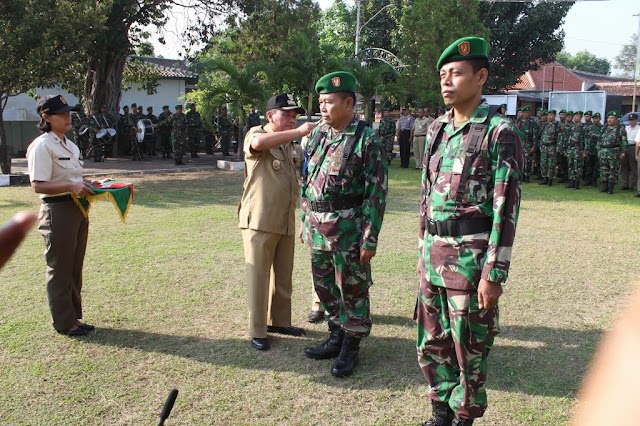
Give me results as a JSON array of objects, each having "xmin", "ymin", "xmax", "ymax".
[
  {"xmin": 241, "ymin": 229, "xmax": 294, "ymax": 338},
  {"xmin": 413, "ymin": 136, "xmax": 426, "ymax": 169}
]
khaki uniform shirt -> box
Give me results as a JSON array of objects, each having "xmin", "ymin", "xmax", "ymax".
[
  {"xmin": 27, "ymin": 132, "xmax": 84, "ymax": 199},
  {"xmin": 238, "ymin": 124, "xmax": 303, "ymax": 236},
  {"xmin": 413, "ymin": 117, "xmax": 431, "ymax": 137}
]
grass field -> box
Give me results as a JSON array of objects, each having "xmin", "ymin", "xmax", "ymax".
[{"xmin": 1, "ymin": 162, "xmax": 639, "ymax": 425}]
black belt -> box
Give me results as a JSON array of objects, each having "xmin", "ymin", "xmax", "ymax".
[
  {"xmin": 308, "ymin": 197, "xmax": 363, "ymax": 213},
  {"xmin": 425, "ymin": 217, "xmax": 492, "ymax": 237},
  {"xmin": 414, "ymin": 134, "xmax": 426, "ymax": 137},
  {"xmin": 42, "ymin": 194, "xmax": 73, "ymax": 204}
]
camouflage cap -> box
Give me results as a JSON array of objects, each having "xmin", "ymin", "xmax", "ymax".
[
  {"xmin": 607, "ymin": 110, "xmax": 620, "ymax": 117},
  {"xmin": 584, "ymin": 110, "xmax": 593, "ymax": 116},
  {"xmin": 593, "ymin": 112, "xmax": 601, "ymax": 118},
  {"xmin": 436, "ymin": 36, "xmax": 489, "ymax": 70},
  {"xmin": 315, "ymin": 71, "xmax": 357, "ymax": 94}
]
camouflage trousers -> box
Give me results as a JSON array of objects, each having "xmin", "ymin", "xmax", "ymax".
[
  {"xmin": 583, "ymin": 153, "xmax": 599, "ymax": 183},
  {"xmin": 531, "ymin": 146, "xmax": 541, "ymax": 175},
  {"xmin": 310, "ymin": 248, "xmax": 372, "ymax": 337},
  {"xmin": 416, "ymin": 259, "xmax": 499, "ymax": 420},
  {"xmin": 556, "ymin": 150, "xmax": 568, "ymax": 179},
  {"xmin": 188, "ymin": 129, "xmax": 201, "ymax": 154},
  {"xmin": 172, "ymin": 137, "xmax": 186, "ymax": 163},
  {"xmin": 382, "ymin": 137, "xmax": 394, "ymax": 164},
  {"xmin": 539, "ymin": 145, "xmax": 557, "ymax": 179},
  {"xmin": 523, "ymin": 144, "xmax": 533, "ymax": 177},
  {"xmin": 567, "ymin": 149, "xmax": 584, "ymax": 181},
  {"xmin": 158, "ymin": 132, "xmax": 172, "ymax": 156},
  {"xmin": 599, "ymin": 149, "xmax": 621, "ymax": 184},
  {"xmin": 220, "ymin": 132, "xmax": 231, "ymax": 153}
]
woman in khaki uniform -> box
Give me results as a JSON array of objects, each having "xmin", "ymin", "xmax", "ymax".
[
  {"xmin": 27, "ymin": 95, "xmax": 96, "ymax": 336},
  {"xmin": 238, "ymin": 93, "xmax": 317, "ymax": 351}
]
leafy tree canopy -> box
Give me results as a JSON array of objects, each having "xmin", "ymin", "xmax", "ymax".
[
  {"xmin": 614, "ymin": 34, "xmax": 638, "ymax": 79},
  {"xmin": 556, "ymin": 50, "xmax": 611, "ymax": 76}
]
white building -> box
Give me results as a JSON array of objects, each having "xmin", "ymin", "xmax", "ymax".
[{"xmin": 3, "ymin": 56, "xmax": 197, "ymax": 156}]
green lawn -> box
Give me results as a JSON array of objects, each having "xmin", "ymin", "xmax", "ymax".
[{"xmin": 1, "ymin": 163, "xmax": 639, "ymax": 425}]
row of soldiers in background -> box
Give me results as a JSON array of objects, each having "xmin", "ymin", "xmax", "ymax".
[
  {"xmin": 514, "ymin": 106, "xmax": 628, "ymax": 194},
  {"xmin": 71, "ymin": 104, "xmax": 117, "ymax": 162}
]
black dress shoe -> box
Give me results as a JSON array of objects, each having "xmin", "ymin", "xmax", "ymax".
[
  {"xmin": 267, "ymin": 326, "xmax": 305, "ymax": 337},
  {"xmin": 307, "ymin": 310, "xmax": 325, "ymax": 323},
  {"xmin": 57, "ymin": 327, "xmax": 90, "ymax": 337},
  {"xmin": 78, "ymin": 322, "xmax": 95, "ymax": 331},
  {"xmin": 251, "ymin": 337, "xmax": 270, "ymax": 351}
]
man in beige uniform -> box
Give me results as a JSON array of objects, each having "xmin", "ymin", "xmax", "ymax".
[
  {"xmin": 239, "ymin": 93, "xmax": 317, "ymax": 351},
  {"xmin": 411, "ymin": 108, "xmax": 431, "ymax": 169}
]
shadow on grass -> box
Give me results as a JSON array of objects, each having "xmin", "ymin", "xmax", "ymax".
[
  {"xmin": 83, "ymin": 327, "xmax": 423, "ymax": 391},
  {"xmin": 373, "ymin": 314, "xmax": 415, "ymax": 328},
  {"xmin": 489, "ymin": 325, "xmax": 601, "ymax": 398}
]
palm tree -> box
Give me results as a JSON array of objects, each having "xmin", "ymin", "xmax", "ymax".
[{"xmin": 346, "ymin": 61, "xmax": 394, "ymax": 124}]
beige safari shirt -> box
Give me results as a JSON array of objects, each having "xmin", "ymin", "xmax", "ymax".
[
  {"xmin": 26, "ymin": 132, "xmax": 84, "ymax": 199},
  {"xmin": 413, "ymin": 117, "xmax": 431, "ymax": 137},
  {"xmin": 238, "ymin": 124, "xmax": 303, "ymax": 236}
]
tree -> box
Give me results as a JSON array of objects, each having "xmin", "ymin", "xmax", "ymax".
[
  {"xmin": 0, "ymin": 0, "xmax": 103, "ymax": 174},
  {"xmin": 479, "ymin": 2, "xmax": 573, "ymax": 91},
  {"xmin": 614, "ymin": 34, "xmax": 638, "ymax": 79},
  {"xmin": 136, "ymin": 41, "xmax": 155, "ymax": 57},
  {"xmin": 346, "ymin": 62, "xmax": 394, "ymax": 124},
  {"xmin": 319, "ymin": 0, "xmax": 356, "ymax": 59},
  {"xmin": 556, "ymin": 50, "xmax": 611, "ymax": 75},
  {"xmin": 189, "ymin": 55, "xmax": 268, "ymax": 148},
  {"xmin": 399, "ymin": 0, "xmax": 488, "ymax": 108},
  {"xmin": 269, "ymin": 34, "xmax": 344, "ymax": 119}
]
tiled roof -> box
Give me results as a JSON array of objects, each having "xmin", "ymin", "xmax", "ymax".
[
  {"xmin": 130, "ymin": 56, "xmax": 198, "ymax": 79},
  {"xmin": 593, "ymin": 82, "xmax": 640, "ymax": 96},
  {"xmin": 512, "ymin": 63, "xmax": 585, "ymax": 92},
  {"xmin": 571, "ymin": 69, "xmax": 632, "ymax": 83}
]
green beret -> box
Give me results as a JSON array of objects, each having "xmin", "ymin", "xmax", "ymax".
[
  {"xmin": 559, "ymin": 109, "xmax": 566, "ymax": 114},
  {"xmin": 315, "ymin": 71, "xmax": 358, "ymax": 94},
  {"xmin": 500, "ymin": 104, "xmax": 507, "ymax": 109},
  {"xmin": 138, "ymin": 106, "xmax": 143, "ymax": 109},
  {"xmin": 540, "ymin": 109, "xmax": 547, "ymax": 114},
  {"xmin": 436, "ymin": 36, "xmax": 489, "ymax": 70},
  {"xmin": 175, "ymin": 104, "xmax": 183, "ymax": 110},
  {"xmin": 593, "ymin": 112, "xmax": 601, "ymax": 118},
  {"xmin": 536, "ymin": 107, "xmax": 543, "ymax": 113},
  {"xmin": 584, "ymin": 110, "xmax": 593, "ymax": 116},
  {"xmin": 548, "ymin": 109, "xmax": 557, "ymax": 115},
  {"xmin": 100, "ymin": 105, "xmax": 106, "ymax": 109},
  {"xmin": 522, "ymin": 105, "xmax": 531, "ymax": 112},
  {"xmin": 574, "ymin": 110, "xmax": 583, "ymax": 115},
  {"xmin": 131, "ymin": 103, "xmax": 137, "ymax": 108},
  {"xmin": 607, "ymin": 110, "xmax": 620, "ymax": 118},
  {"xmin": 162, "ymin": 105, "xmax": 169, "ymax": 109},
  {"xmin": 91, "ymin": 104, "xmax": 99, "ymax": 110},
  {"xmin": 566, "ymin": 111, "xmax": 573, "ymax": 115},
  {"xmin": 74, "ymin": 103, "xmax": 82, "ymax": 109}
]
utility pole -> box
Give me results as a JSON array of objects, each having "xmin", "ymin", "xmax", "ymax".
[{"xmin": 633, "ymin": 13, "xmax": 640, "ymax": 112}]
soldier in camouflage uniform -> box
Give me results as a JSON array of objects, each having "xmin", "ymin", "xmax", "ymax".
[
  {"xmin": 186, "ymin": 103, "xmax": 203, "ymax": 158},
  {"xmin": 157, "ymin": 105, "xmax": 173, "ymax": 159},
  {"xmin": 170, "ymin": 104, "xmax": 188, "ymax": 165},
  {"xmin": 118, "ymin": 106, "xmax": 133, "ymax": 157},
  {"xmin": 565, "ymin": 111, "xmax": 586, "ymax": 189},
  {"xmin": 515, "ymin": 105, "xmax": 538, "ymax": 183},
  {"xmin": 377, "ymin": 109, "xmax": 396, "ymax": 165},
  {"xmin": 539, "ymin": 109, "xmax": 563, "ymax": 186},
  {"xmin": 583, "ymin": 111, "xmax": 602, "ymax": 186},
  {"xmin": 218, "ymin": 106, "xmax": 233, "ymax": 157},
  {"xmin": 598, "ymin": 110, "xmax": 627, "ymax": 194},
  {"xmin": 301, "ymin": 71, "xmax": 388, "ymax": 378},
  {"xmin": 418, "ymin": 38, "xmax": 523, "ymax": 426},
  {"xmin": 533, "ymin": 109, "xmax": 547, "ymax": 178},
  {"xmin": 246, "ymin": 105, "xmax": 262, "ymax": 130},
  {"xmin": 144, "ymin": 106, "xmax": 159, "ymax": 157},
  {"xmin": 71, "ymin": 104, "xmax": 89, "ymax": 159},
  {"xmin": 87, "ymin": 104, "xmax": 105, "ymax": 162}
]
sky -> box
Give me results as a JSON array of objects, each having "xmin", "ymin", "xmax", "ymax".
[{"xmin": 151, "ymin": 0, "xmax": 640, "ymax": 71}]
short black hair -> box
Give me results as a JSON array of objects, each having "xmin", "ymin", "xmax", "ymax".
[
  {"xmin": 469, "ymin": 58, "xmax": 490, "ymax": 76},
  {"xmin": 37, "ymin": 117, "xmax": 51, "ymax": 132}
]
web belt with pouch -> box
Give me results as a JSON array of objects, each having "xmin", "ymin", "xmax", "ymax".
[
  {"xmin": 423, "ymin": 104, "xmax": 498, "ymax": 237},
  {"xmin": 304, "ymin": 120, "xmax": 367, "ymax": 213}
]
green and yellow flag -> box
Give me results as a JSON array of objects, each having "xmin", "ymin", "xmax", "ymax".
[{"xmin": 73, "ymin": 180, "xmax": 134, "ymax": 223}]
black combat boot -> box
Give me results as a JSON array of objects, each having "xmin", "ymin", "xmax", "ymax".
[
  {"xmin": 600, "ymin": 181, "xmax": 608, "ymax": 192},
  {"xmin": 565, "ymin": 179, "xmax": 574, "ymax": 189},
  {"xmin": 574, "ymin": 180, "xmax": 580, "ymax": 190},
  {"xmin": 304, "ymin": 322, "xmax": 344, "ymax": 359},
  {"xmin": 539, "ymin": 177, "xmax": 548, "ymax": 185},
  {"xmin": 451, "ymin": 417, "xmax": 474, "ymax": 426},
  {"xmin": 421, "ymin": 400, "xmax": 454, "ymax": 426},
  {"xmin": 547, "ymin": 178, "xmax": 553, "ymax": 186},
  {"xmin": 330, "ymin": 333, "xmax": 361, "ymax": 377},
  {"xmin": 608, "ymin": 182, "xmax": 614, "ymax": 194}
]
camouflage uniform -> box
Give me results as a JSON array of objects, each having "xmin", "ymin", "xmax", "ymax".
[
  {"xmin": 417, "ymin": 102, "xmax": 523, "ymax": 420},
  {"xmin": 378, "ymin": 116, "xmax": 396, "ymax": 165},
  {"xmin": 88, "ymin": 112, "xmax": 105, "ymax": 162},
  {"xmin": 540, "ymin": 120, "xmax": 562, "ymax": 182},
  {"xmin": 186, "ymin": 109, "xmax": 203, "ymax": 157},
  {"xmin": 300, "ymin": 118, "xmax": 388, "ymax": 338},
  {"xmin": 516, "ymin": 118, "xmax": 538, "ymax": 182},
  {"xmin": 246, "ymin": 111, "xmax": 262, "ymax": 129},
  {"xmin": 157, "ymin": 110, "xmax": 173, "ymax": 158},
  {"xmin": 566, "ymin": 122, "xmax": 585, "ymax": 186},
  {"xmin": 598, "ymin": 123, "xmax": 627, "ymax": 186},
  {"xmin": 218, "ymin": 112, "xmax": 233, "ymax": 155},
  {"xmin": 169, "ymin": 111, "xmax": 189, "ymax": 165},
  {"xmin": 584, "ymin": 122, "xmax": 602, "ymax": 185},
  {"xmin": 71, "ymin": 111, "xmax": 89, "ymax": 159},
  {"xmin": 144, "ymin": 112, "xmax": 159, "ymax": 156}
]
